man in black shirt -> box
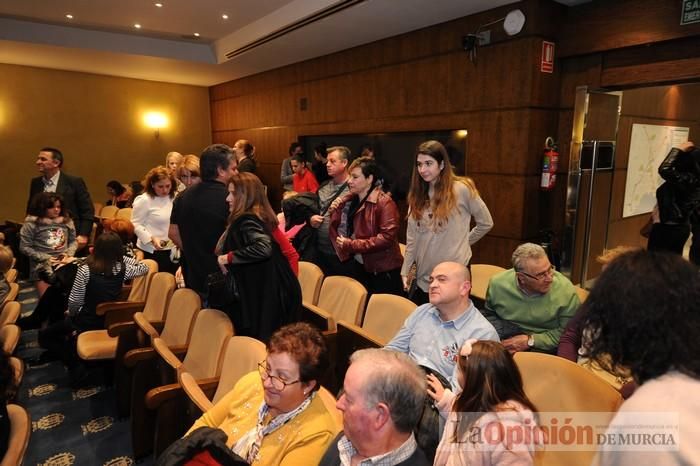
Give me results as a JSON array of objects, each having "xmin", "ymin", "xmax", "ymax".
[{"xmin": 169, "ymin": 144, "xmax": 237, "ymax": 297}]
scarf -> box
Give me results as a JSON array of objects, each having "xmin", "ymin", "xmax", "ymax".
[{"xmin": 231, "ymin": 392, "xmax": 315, "ymax": 463}]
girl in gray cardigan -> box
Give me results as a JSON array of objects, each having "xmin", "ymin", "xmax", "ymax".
[{"xmin": 20, "ymin": 192, "xmax": 77, "ymax": 297}]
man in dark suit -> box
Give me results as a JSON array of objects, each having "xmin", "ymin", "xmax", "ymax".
[{"xmin": 28, "ymin": 147, "xmax": 94, "ymax": 249}]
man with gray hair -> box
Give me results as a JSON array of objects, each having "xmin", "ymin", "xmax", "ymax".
[
  {"xmin": 482, "ymin": 242, "xmax": 579, "ymax": 354},
  {"xmin": 308, "ymin": 145, "xmax": 351, "ymax": 276},
  {"xmin": 319, "ymin": 349, "xmax": 430, "ymax": 466}
]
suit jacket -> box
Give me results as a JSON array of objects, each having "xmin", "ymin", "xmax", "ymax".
[{"xmin": 28, "ymin": 172, "xmax": 94, "ymax": 236}]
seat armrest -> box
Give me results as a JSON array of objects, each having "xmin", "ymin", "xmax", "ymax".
[
  {"xmin": 106, "ymin": 320, "xmax": 136, "ymax": 337},
  {"xmin": 96, "ymin": 301, "xmax": 145, "ymax": 316},
  {"xmin": 302, "ymin": 302, "xmax": 336, "ymax": 332},
  {"xmin": 152, "ymin": 338, "xmax": 184, "ymax": 371},
  {"xmin": 145, "ymin": 382, "xmax": 183, "ymax": 410},
  {"xmin": 124, "ymin": 347, "xmax": 158, "ymax": 368},
  {"xmin": 133, "ymin": 312, "xmax": 160, "ymax": 339},
  {"xmin": 179, "ymin": 373, "xmax": 217, "ymax": 413},
  {"xmin": 337, "ymin": 320, "xmax": 385, "ymax": 346}
]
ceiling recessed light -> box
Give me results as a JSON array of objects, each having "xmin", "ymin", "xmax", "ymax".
[
  {"xmin": 134, "ymin": 23, "xmax": 142, "ymax": 29},
  {"xmin": 155, "ymin": 2, "xmax": 163, "ymax": 7},
  {"xmin": 193, "ymin": 32, "xmax": 200, "ymax": 37},
  {"xmin": 65, "ymin": 14, "xmax": 73, "ymax": 19},
  {"xmin": 222, "ymin": 14, "xmax": 229, "ymax": 20}
]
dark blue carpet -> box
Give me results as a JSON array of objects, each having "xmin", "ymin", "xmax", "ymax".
[{"xmin": 14, "ymin": 282, "xmax": 154, "ymax": 466}]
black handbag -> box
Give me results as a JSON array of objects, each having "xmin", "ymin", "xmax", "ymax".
[
  {"xmin": 205, "ymin": 269, "xmax": 239, "ymax": 310},
  {"xmin": 414, "ymin": 366, "xmax": 451, "ymax": 462}
]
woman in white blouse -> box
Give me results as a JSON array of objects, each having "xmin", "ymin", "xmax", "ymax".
[{"xmin": 131, "ymin": 166, "xmax": 178, "ymax": 273}]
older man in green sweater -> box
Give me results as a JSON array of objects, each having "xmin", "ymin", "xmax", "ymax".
[{"xmin": 482, "ymin": 243, "xmax": 579, "ymax": 354}]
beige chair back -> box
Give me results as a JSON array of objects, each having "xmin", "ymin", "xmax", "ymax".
[
  {"xmin": 0, "ymin": 325, "xmax": 20, "ymax": 354},
  {"xmin": 160, "ymin": 289, "xmax": 201, "ymax": 347},
  {"xmin": 0, "ymin": 404, "xmax": 30, "ymax": 466},
  {"xmin": 318, "ymin": 386, "xmax": 343, "ymax": 430},
  {"xmin": 362, "ymin": 294, "xmax": 415, "ymax": 344},
  {"xmin": 127, "ymin": 259, "xmax": 158, "ymax": 302},
  {"xmin": 0, "ymin": 302, "xmax": 20, "ymax": 327},
  {"xmin": 574, "ymin": 285, "xmax": 589, "ymax": 303},
  {"xmin": 470, "ymin": 264, "xmax": 506, "ymax": 301},
  {"xmin": 298, "ymin": 261, "xmax": 324, "ymax": 305},
  {"xmin": 5, "ymin": 269, "xmax": 17, "ymax": 284},
  {"xmin": 141, "ymin": 272, "xmax": 176, "ymax": 322},
  {"xmin": 212, "ymin": 336, "xmax": 267, "ymax": 404},
  {"xmin": 2, "ymin": 284, "xmax": 19, "ymax": 306},
  {"xmin": 116, "ymin": 207, "xmax": 133, "ymax": 220},
  {"xmin": 99, "ymin": 205, "xmax": 119, "ymax": 218},
  {"xmin": 181, "ymin": 309, "xmax": 234, "ymax": 380},
  {"xmin": 514, "ymin": 352, "xmax": 622, "ymax": 466},
  {"xmin": 317, "ymin": 276, "xmax": 368, "ymax": 326},
  {"xmin": 93, "ymin": 202, "xmax": 104, "ymax": 216}
]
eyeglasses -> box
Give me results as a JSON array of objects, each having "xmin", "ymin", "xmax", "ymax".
[
  {"xmin": 518, "ymin": 264, "xmax": 555, "ymax": 281},
  {"xmin": 258, "ymin": 361, "xmax": 300, "ymax": 391}
]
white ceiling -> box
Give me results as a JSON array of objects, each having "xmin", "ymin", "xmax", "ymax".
[{"xmin": 0, "ymin": 0, "xmax": 588, "ymax": 87}]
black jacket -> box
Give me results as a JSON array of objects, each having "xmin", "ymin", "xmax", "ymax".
[
  {"xmin": 28, "ymin": 172, "xmax": 94, "ymax": 236},
  {"xmin": 222, "ymin": 214, "xmax": 302, "ymax": 341},
  {"xmin": 657, "ymin": 147, "xmax": 700, "ymax": 224},
  {"xmin": 282, "ymin": 192, "xmax": 321, "ymax": 261},
  {"xmin": 156, "ymin": 427, "xmax": 247, "ymax": 466}
]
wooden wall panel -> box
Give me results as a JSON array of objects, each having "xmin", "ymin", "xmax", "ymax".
[
  {"xmin": 0, "ymin": 64, "xmax": 211, "ymax": 223},
  {"xmin": 559, "ymin": 0, "xmax": 700, "ymax": 58},
  {"xmin": 209, "ymin": 0, "xmax": 577, "ymax": 264},
  {"xmin": 472, "ymin": 236, "xmax": 522, "ymax": 269},
  {"xmin": 602, "ymin": 57, "xmax": 700, "ymax": 88}
]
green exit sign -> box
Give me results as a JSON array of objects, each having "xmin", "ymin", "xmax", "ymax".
[{"xmin": 681, "ymin": 0, "xmax": 700, "ymax": 25}]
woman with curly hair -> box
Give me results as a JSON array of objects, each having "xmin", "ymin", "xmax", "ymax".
[
  {"xmin": 583, "ymin": 250, "xmax": 700, "ymax": 465},
  {"xmin": 179, "ymin": 323, "xmax": 338, "ymax": 465},
  {"xmin": 131, "ymin": 166, "xmax": 178, "ymax": 273},
  {"xmin": 402, "ymin": 140, "xmax": 493, "ymax": 304}
]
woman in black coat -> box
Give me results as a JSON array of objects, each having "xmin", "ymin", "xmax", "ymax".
[{"xmin": 215, "ymin": 173, "xmax": 301, "ymax": 341}]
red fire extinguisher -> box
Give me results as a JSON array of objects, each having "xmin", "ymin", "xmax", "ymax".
[{"xmin": 540, "ymin": 137, "xmax": 559, "ymax": 191}]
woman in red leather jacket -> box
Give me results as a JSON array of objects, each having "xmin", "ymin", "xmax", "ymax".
[{"xmin": 329, "ymin": 156, "xmax": 404, "ymax": 295}]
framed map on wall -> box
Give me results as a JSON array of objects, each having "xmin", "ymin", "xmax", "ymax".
[{"xmin": 622, "ymin": 123, "xmax": 689, "ymax": 218}]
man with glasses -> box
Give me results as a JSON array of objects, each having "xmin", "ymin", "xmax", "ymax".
[{"xmin": 481, "ymin": 242, "xmax": 579, "ymax": 354}]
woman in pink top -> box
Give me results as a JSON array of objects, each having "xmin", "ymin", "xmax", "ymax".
[{"xmin": 432, "ymin": 340, "xmax": 540, "ymax": 466}]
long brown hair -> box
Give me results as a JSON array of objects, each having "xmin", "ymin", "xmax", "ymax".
[
  {"xmin": 227, "ymin": 173, "xmax": 278, "ymax": 230},
  {"xmin": 407, "ymin": 140, "xmax": 480, "ymax": 225},
  {"xmin": 452, "ymin": 341, "xmax": 537, "ymax": 441},
  {"xmin": 86, "ymin": 232, "xmax": 124, "ymax": 276}
]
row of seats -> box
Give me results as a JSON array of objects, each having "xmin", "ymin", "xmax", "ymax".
[
  {"xmin": 7, "ymin": 254, "xmax": 605, "ymax": 465},
  {"xmin": 58, "ymin": 261, "xmax": 339, "ymax": 461},
  {"xmin": 0, "ymin": 291, "xmax": 29, "ymax": 465},
  {"xmin": 95, "ymin": 205, "xmax": 132, "ymax": 221}
]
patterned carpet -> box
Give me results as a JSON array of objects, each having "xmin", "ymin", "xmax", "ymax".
[{"xmin": 14, "ymin": 282, "xmax": 154, "ymax": 466}]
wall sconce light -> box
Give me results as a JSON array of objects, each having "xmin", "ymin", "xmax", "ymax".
[
  {"xmin": 143, "ymin": 111, "xmax": 168, "ymax": 138},
  {"xmin": 456, "ymin": 129, "xmax": 468, "ymax": 138}
]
